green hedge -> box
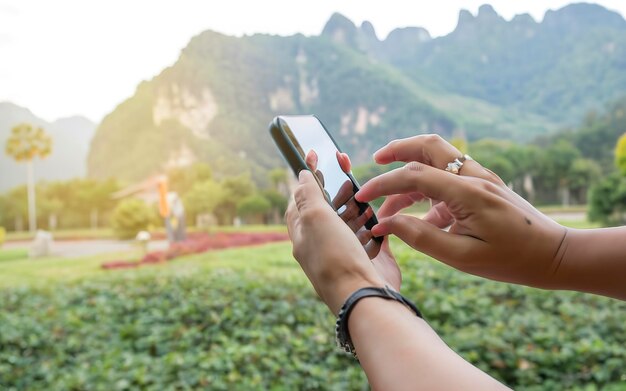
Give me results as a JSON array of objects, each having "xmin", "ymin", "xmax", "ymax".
[{"xmin": 0, "ymin": 250, "xmax": 625, "ymax": 390}]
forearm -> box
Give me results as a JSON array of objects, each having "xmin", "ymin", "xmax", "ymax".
[
  {"xmin": 348, "ymin": 298, "xmax": 509, "ymax": 390},
  {"xmin": 553, "ymin": 227, "xmax": 626, "ymax": 300}
]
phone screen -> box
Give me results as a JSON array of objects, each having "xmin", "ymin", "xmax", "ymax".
[
  {"xmin": 279, "ymin": 116, "xmax": 354, "ymax": 212},
  {"xmin": 273, "ymin": 115, "xmax": 382, "ymax": 257}
]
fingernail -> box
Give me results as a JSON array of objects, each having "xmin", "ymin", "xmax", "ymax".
[
  {"xmin": 298, "ymin": 170, "xmax": 307, "ymax": 183},
  {"xmin": 338, "ymin": 152, "xmax": 351, "ymax": 173}
]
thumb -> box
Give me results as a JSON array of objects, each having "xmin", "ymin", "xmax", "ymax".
[
  {"xmin": 372, "ymin": 214, "xmax": 480, "ymax": 267},
  {"xmin": 294, "ymin": 169, "xmax": 332, "ymax": 215}
]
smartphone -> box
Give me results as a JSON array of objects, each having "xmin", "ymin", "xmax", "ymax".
[{"xmin": 269, "ymin": 115, "xmax": 383, "ymax": 255}]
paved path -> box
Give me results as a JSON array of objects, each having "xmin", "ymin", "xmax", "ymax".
[{"xmin": 4, "ymin": 239, "xmax": 169, "ymax": 259}]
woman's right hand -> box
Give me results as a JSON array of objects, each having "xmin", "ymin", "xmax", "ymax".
[{"xmin": 354, "ymin": 135, "xmax": 569, "ymax": 289}]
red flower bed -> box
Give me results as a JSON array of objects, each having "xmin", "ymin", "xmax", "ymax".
[{"xmin": 102, "ymin": 231, "xmax": 289, "ymax": 270}]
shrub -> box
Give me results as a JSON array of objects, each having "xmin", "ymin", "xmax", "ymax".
[
  {"xmin": 588, "ymin": 172, "xmax": 626, "ymax": 225},
  {"xmin": 111, "ymin": 199, "xmax": 155, "ymax": 239}
]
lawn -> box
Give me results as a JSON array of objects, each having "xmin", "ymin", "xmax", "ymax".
[
  {"xmin": 0, "ymin": 223, "xmax": 624, "ymax": 390},
  {"xmin": 0, "ymin": 248, "xmax": 28, "ymax": 263}
]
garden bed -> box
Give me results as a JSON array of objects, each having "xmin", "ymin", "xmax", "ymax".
[{"xmin": 102, "ymin": 232, "xmax": 289, "ymax": 269}]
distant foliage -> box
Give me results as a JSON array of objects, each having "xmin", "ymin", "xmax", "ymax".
[
  {"xmin": 111, "ymin": 199, "xmax": 155, "ymax": 239},
  {"xmin": 0, "ymin": 227, "xmax": 5, "ymax": 248},
  {"xmin": 0, "ymin": 179, "xmax": 119, "ymax": 231},
  {"xmin": 167, "ymin": 163, "xmax": 213, "ymax": 195},
  {"xmin": 450, "ymin": 137, "xmax": 469, "ymax": 154},
  {"xmin": 566, "ymin": 98, "xmax": 626, "ymax": 171},
  {"xmin": 466, "ymin": 139, "xmax": 601, "ymax": 205}
]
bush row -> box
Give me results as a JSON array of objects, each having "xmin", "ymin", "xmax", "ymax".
[{"xmin": 0, "ymin": 251, "xmax": 624, "ymax": 390}]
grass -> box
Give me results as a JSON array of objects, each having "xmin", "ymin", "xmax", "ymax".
[
  {"xmin": 0, "ymin": 240, "xmax": 297, "ymax": 289},
  {"xmin": 557, "ymin": 219, "xmax": 602, "ymax": 229},
  {"xmin": 0, "ymin": 248, "xmax": 28, "ymax": 262},
  {"xmin": 0, "ymin": 217, "xmax": 603, "ymax": 289}
]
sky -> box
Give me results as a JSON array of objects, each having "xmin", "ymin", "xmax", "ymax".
[{"xmin": 1, "ymin": 0, "xmax": 626, "ymax": 123}]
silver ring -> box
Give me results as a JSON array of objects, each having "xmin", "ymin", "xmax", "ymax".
[{"xmin": 444, "ymin": 154, "xmax": 473, "ymax": 174}]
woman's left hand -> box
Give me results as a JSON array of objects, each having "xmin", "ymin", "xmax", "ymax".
[{"xmin": 286, "ymin": 169, "xmax": 397, "ymax": 314}]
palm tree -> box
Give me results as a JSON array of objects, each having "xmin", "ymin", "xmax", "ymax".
[{"xmin": 5, "ymin": 123, "xmax": 52, "ymax": 232}]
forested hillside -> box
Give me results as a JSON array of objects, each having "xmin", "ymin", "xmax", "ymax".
[
  {"xmin": 330, "ymin": 3, "xmax": 626, "ymax": 122},
  {"xmin": 88, "ymin": 3, "xmax": 626, "ymax": 184}
]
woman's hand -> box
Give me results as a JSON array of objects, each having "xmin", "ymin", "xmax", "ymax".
[
  {"xmin": 304, "ymin": 149, "xmax": 401, "ymax": 289},
  {"xmin": 286, "ymin": 170, "xmax": 389, "ymax": 314},
  {"xmin": 287, "ymin": 170, "xmax": 510, "ymax": 391},
  {"xmin": 355, "ymin": 135, "xmax": 568, "ymax": 289}
]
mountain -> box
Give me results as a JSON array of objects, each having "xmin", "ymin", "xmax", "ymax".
[
  {"xmin": 332, "ymin": 3, "xmax": 626, "ymax": 122},
  {"xmin": 0, "ymin": 102, "xmax": 96, "ymax": 191},
  {"xmin": 88, "ymin": 3, "xmax": 626, "ymax": 184},
  {"xmin": 87, "ymin": 27, "xmax": 557, "ymax": 184}
]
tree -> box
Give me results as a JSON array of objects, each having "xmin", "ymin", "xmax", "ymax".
[
  {"xmin": 40, "ymin": 179, "xmax": 119, "ymax": 229},
  {"xmin": 183, "ymin": 180, "xmax": 225, "ymax": 223},
  {"xmin": 567, "ymin": 158, "xmax": 602, "ymax": 204},
  {"xmin": 237, "ymin": 195, "xmax": 271, "ymax": 224},
  {"xmin": 1, "ymin": 187, "xmax": 28, "ymax": 231},
  {"xmin": 615, "ymin": 133, "xmax": 626, "ymax": 176},
  {"xmin": 5, "ymin": 123, "xmax": 52, "ymax": 232},
  {"xmin": 262, "ymin": 189, "xmax": 288, "ymax": 224},
  {"xmin": 541, "ymin": 140, "xmax": 581, "ymax": 206},
  {"xmin": 215, "ymin": 175, "xmax": 256, "ymax": 225},
  {"xmin": 268, "ymin": 168, "xmax": 289, "ymax": 195},
  {"xmin": 470, "ymin": 139, "xmax": 516, "ymax": 183}
]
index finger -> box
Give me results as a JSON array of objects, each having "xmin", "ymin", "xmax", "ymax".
[
  {"xmin": 355, "ymin": 162, "xmax": 466, "ymax": 204},
  {"xmin": 374, "ymin": 135, "xmax": 459, "ymax": 166},
  {"xmin": 374, "ymin": 135, "xmax": 494, "ymax": 181}
]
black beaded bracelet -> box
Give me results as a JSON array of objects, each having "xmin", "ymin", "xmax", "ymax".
[{"xmin": 335, "ymin": 285, "xmax": 423, "ymax": 358}]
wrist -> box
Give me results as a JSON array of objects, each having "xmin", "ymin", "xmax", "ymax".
[
  {"xmin": 548, "ymin": 227, "xmax": 626, "ymax": 299},
  {"xmin": 336, "ymin": 285, "xmax": 423, "ymax": 357},
  {"xmin": 322, "ymin": 275, "xmax": 386, "ymax": 315}
]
